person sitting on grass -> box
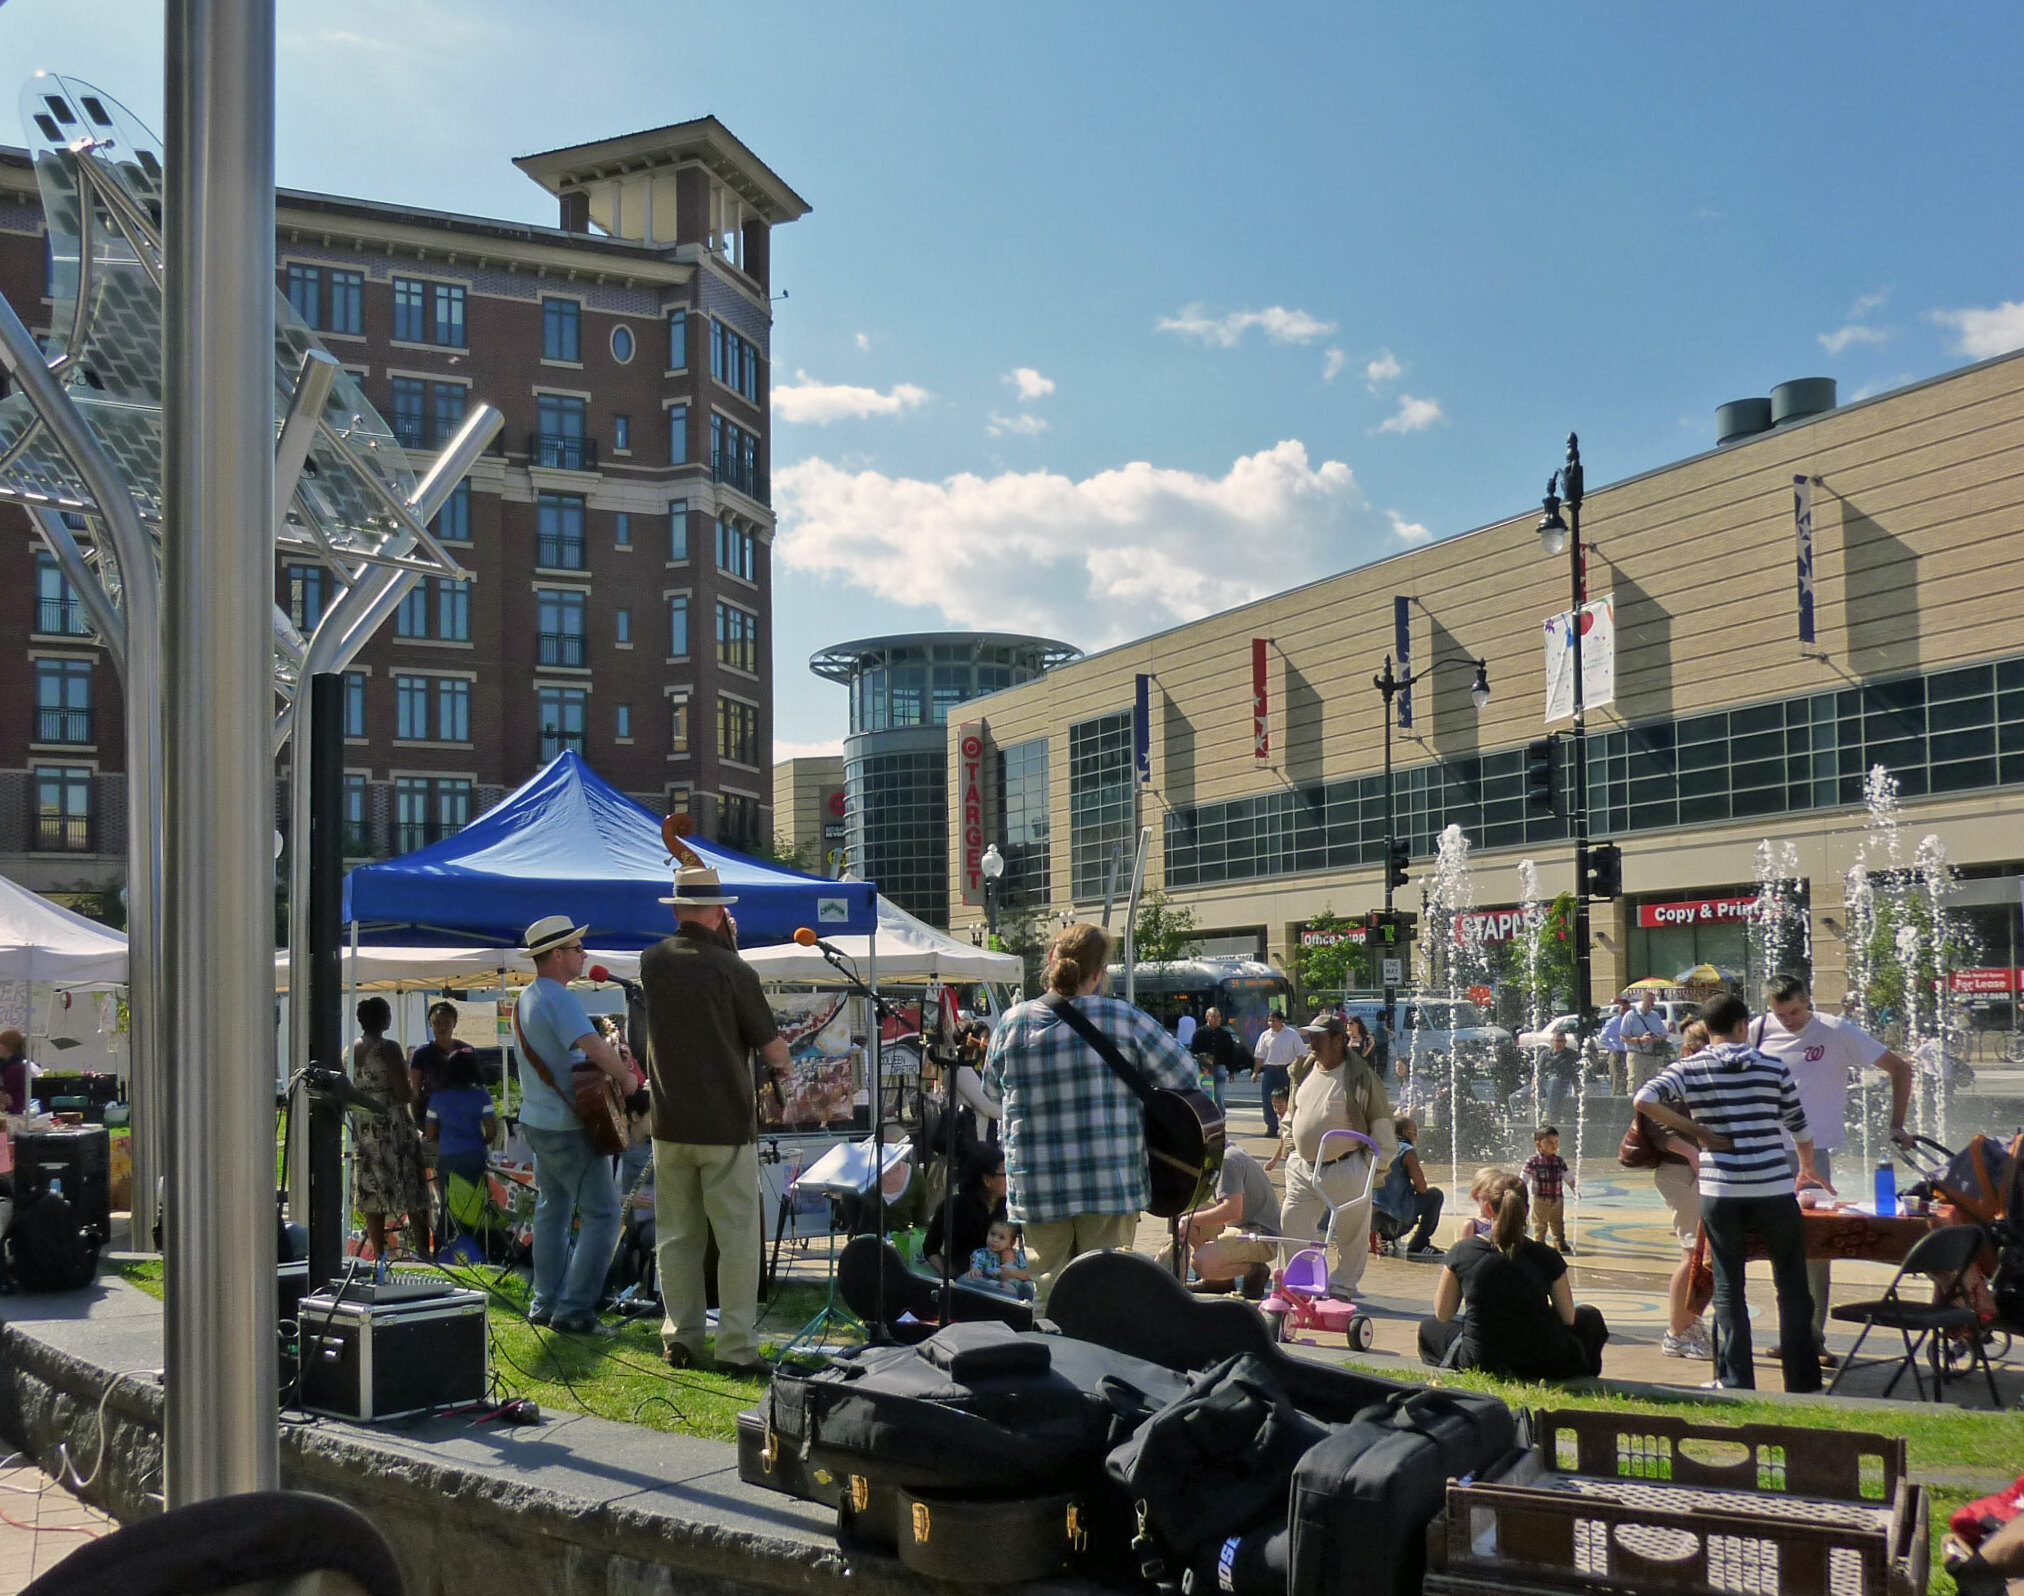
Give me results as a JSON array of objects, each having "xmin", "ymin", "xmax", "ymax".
[
  {"xmin": 1372, "ymin": 1113, "xmax": 1446, "ymax": 1260},
  {"xmin": 1523, "ymin": 1125, "xmax": 1576, "ymax": 1254},
  {"xmin": 966, "ymin": 1219, "xmax": 1036, "ymax": 1301},
  {"xmin": 1261, "ymin": 1090, "xmax": 1293, "ymax": 1170},
  {"xmin": 1418, "ymin": 1172, "xmax": 1608, "ymax": 1379}
]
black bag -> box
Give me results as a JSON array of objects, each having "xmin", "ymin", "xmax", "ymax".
[
  {"xmin": 769, "ymin": 1320, "xmax": 1187, "ymax": 1493},
  {"xmin": 3, "ymin": 1191, "xmax": 101, "ymax": 1292},
  {"xmin": 1184, "ymin": 1515, "xmax": 1290, "ymax": 1596},
  {"xmin": 895, "ymin": 1489, "xmax": 1086, "ymax": 1584},
  {"xmin": 1288, "ymin": 1387, "xmax": 1518, "ymax": 1596},
  {"xmin": 1107, "ymin": 1353, "xmax": 1327, "ymax": 1562}
]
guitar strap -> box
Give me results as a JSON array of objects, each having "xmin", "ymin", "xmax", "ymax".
[
  {"xmin": 1042, "ymin": 994, "xmax": 1157, "ymax": 1109},
  {"xmin": 511, "ymin": 1000, "xmax": 574, "ymax": 1110}
]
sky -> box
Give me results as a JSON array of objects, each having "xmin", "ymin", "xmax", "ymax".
[{"xmin": 6, "ymin": 2, "xmax": 2023, "ymax": 756}]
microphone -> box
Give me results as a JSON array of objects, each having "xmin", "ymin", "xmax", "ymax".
[
  {"xmin": 793, "ymin": 926, "xmax": 846, "ymax": 959},
  {"xmin": 588, "ymin": 963, "xmax": 642, "ymax": 999},
  {"xmin": 302, "ymin": 1065, "xmax": 388, "ymax": 1116}
]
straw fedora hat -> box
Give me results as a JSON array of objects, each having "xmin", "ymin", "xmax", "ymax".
[
  {"xmin": 523, "ymin": 914, "xmax": 589, "ymax": 956},
  {"xmin": 659, "ymin": 864, "xmax": 740, "ymax": 908}
]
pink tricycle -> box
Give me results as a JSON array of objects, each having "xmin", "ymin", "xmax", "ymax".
[{"xmin": 1258, "ymin": 1128, "xmax": 1379, "ymax": 1350}]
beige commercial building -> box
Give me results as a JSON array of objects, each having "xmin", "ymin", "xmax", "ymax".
[
  {"xmin": 945, "ymin": 352, "xmax": 2024, "ymax": 1013},
  {"xmin": 774, "ymin": 755, "xmax": 845, "ymax": 870}
]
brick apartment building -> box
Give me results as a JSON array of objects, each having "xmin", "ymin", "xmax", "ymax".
[{"xmin": 0, "ymin": 117, "xmax": 805, "ymax": 899}]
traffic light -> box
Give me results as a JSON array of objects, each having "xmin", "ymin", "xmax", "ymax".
[
  {"xmin": 1386, "ymin": 837, "xmax": 1410, "ymax": 892},
  {"xmin": 1525, "ymin": 738, "xmax": 1557, "ymax": 812},
  {"xmin": 1585, "ymin": 842, "xmax": 1623, "ymax": 900}
]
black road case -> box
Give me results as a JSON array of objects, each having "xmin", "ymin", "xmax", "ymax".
[{"xmin": 297, "ymin": 1282, "xmax": 487, "ymax": 1420}]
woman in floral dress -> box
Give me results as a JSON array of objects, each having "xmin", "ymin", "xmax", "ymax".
[{"xmin": 352, "ymin": 996, "xmax": 428, "ymax": 1259}]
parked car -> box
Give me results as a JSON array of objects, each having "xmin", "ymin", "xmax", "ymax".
[
  {"xmin": 1517, "ymin": 1013, "xmax": 1581, "ymax": 1052},
  {"xmin": 1339, "ymin": 996, "xmax": 1517, "ymax": 1073}
]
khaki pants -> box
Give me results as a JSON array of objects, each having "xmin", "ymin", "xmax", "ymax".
[
  {"xmin": 1532, "ymin": 1196, "xmax": 1567, "ymax": 1248},
  {"xmin": 654, "ymin": 1139, "xmax": 763, "ymax": 1364},
  {"xmin": 1280, "ymin": 1152, "xmax": 1372, "ymax": 1297},
  {"xmin": 1021, "ymin": 1212, "xmax": 1139, "ymax": 1310}
]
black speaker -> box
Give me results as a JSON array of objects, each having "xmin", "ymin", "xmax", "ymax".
[{"xmin": 12, "ymin": 1126, "xmax": 112, "ymax": 1236}]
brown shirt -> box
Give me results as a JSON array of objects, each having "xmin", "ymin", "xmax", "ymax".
[{"xmin": 639, "ymin": 922, "xmax": 781, "ymax": 1146}]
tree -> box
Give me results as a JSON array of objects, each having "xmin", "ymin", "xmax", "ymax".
[
  {"xmin": 1131, "ymin": 888, "xmax": 1201, "ymax": 972},
  {"xmin": 994, "ymin": 902, "xmax": 1053, "ymax": 999},
  {"xmin": 1510, "ymin": 892, "xmax": 1578, "ymax": 1013},
  {"xmin": 1294, "ymin": 906, "xmax": 1368, "ymax": 1000}
]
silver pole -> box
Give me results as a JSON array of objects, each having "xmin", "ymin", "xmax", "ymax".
[
  {"xmin": 1121, "ymin": 825, "xmax": 1152, "ymax": 1005},
  {"xmin": 161, "ymin": 0, "xmax": 279, "ymax": 1503}
]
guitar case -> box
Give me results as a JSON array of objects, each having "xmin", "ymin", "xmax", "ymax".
[
  {"xmin": 834, "ymin": 1233, "xmax": 1035, "ymax": 1339},
  {"xmin": 1048, "ymin": 1250, "xmax": 1403, "ymax": 1424}
]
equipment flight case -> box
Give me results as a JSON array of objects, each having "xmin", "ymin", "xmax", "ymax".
[{"xmin": 297, "ymin": 1279, "xmax": 488, "ymax": 1421}]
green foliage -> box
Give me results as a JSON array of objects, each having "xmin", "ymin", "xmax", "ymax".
[
  {"xmin": 993, "ymin": 901, "xmax": 1054, "ymax": 998},
  {"xmin": 1294, "ymin": 906, "xmax": 1368, "ymax": 997},
  {"xmin": 1131, "ymin": 888, "xmax": 1201, "ymax": 971},
  {"xmin": 1511, "ymin": 892, "xmax": 1578, "ymax": 1010},
  {"xmin": 1855, "ymin": 884, "xmax": 1975, "ymax": 1022},
  {"xmin": 753, "ymin": 833, "xmax": 822, "ymax": 873}
]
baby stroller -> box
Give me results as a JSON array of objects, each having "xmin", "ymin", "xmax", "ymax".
[
  {"xmin": 1257, "ymin": 1128, "xmax": 1381, "ymax": 1350},
  {"xmin": 1903, "ymin": 1131, "xmax": 2024, "ymax": 1370}
]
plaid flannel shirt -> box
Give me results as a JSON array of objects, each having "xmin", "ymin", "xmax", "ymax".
[{"xmin": 984, "ymin": 993, "xmax": 1200, "ymax": 1225}]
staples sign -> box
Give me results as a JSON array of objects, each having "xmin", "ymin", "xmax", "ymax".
[
  {"xmin": 958, "ymin": 723, "xmax": 986, "ymax": 908},
  {"xmin": 1454, "ymin": 907, "xmax": 1538, "ymax": 945},
  {"xmin": 1636, "ymin": 896, "xmax": 1759, "ymax": 930}
]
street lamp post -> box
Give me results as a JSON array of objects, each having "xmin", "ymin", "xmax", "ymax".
[
  {"xmin": 980, "ymin": 842, "xmax": 1005, "ymax": 948},
  {"xmin": 1536, "ymin": 432, "xmax": 1594, "ymax": 1041},
  {"xmin": 1371, "ymin": 653, "xmax": 1490, "ymax": 1020}
]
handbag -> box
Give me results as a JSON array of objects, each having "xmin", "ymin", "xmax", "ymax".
[
  {"xmin": 1686, "ymin": 1223, "xmax": 1715, "ymax": 1316},
  {"xmin": 1618, "ymin": 1109, "xmax": 1666, "ymax": 1171}
]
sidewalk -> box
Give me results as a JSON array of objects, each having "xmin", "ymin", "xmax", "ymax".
[{"xmin": 0, "ymin": 1460, "xmax": 113, "ymax": 1595}]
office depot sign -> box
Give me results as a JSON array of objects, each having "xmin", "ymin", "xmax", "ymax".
[{"xmin": 1636, "ymin": 896, "xmax": 1759, "ymax": 930}]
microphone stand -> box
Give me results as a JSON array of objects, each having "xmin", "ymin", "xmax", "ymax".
[{"xmin": 814, "ymin": 940, "xmax": 902, "ymax": 1345}]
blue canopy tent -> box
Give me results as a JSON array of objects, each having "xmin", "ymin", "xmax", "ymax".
[{"xmin": 341, "ymin": 751, "xmax": 877, "ymax": 949}]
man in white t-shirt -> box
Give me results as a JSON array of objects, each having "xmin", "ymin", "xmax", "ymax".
[
  {"xmin": 1254, "ymin": 1010, "xmax": 1306, "ymax": 1137},
  {"xmin": 1754, "ymin": 973, "xmax": 1912, "ymax": 1364}
]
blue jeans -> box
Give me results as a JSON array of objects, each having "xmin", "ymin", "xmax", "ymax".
[
  {"xmin": 522, "ymin": 1123, "xmax": 624, "ymax": 1320},
  {"xmin": 1258, "ymin": 1066, "xmax": 1291, "ymax": 1134},
  {"xmin": 1702, "ymin": 1191, "xmax": 1818, "ymax": 1393}
]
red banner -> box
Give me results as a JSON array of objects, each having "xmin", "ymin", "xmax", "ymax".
[
  {"xmin": 1636, "ymin": 895, "xmax": 1758, "ymax": 929},
  {"xmin": 1252, "ymin": 638, "xmax": 1269, "ymax": 760},
  {"xmin": 957, "ymin": 723, "xmax": 986, "ymax": 907},
  {"xmin": 1950, "ymin": 968, "xmax": 2021, "ymax": 995}
]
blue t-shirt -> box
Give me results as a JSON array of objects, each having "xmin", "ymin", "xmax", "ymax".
[
  {"xmin": 427, "ymin": 1084, "xmax": 496, "ymax": 1159},
  {"xmin": 515, "ymin": 977, "xmax": 593, "ymax": 1132}
]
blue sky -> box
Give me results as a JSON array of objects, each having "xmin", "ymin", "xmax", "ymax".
[{"xmin": 8, "ymin": 2, "xmax": 2023, "ymax": 754}]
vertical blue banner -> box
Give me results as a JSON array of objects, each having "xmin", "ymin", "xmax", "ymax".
[
  {"xmin": 1394, "ymin": 594, "xmax": 1412, "ymax": 729},
  {"xmin": 1133, "ymin": 673, "xmax": 1152, "ymax": 787},
  {"xmin": 1793, "ymin": 473, "xmax": 1816, "ymax": 646}
]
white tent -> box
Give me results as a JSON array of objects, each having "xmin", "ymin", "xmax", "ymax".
[
  {"xmin": 272, "ymin": 944, "xmax": 641, "ymax": 992},
  {"xmin": 0, "ymin": 874, "xmax": 128, "ymax": 985},
  {"xmin": 741, "ymin": 893, "xmax": 1023, "ymax": 985}
]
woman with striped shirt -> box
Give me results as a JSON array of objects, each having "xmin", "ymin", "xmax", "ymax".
[{"xmin": 1633, "ymin": 994, "xmax": 1829, "ymax": 1393}]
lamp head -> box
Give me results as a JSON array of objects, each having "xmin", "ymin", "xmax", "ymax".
[
  {"xmin": 980, "ymin": 842, "xmax": 1005, "ymax": 882},
  {"xmin": 1469, "ymin": 659, "xmax": 1491, "ymax": 710},
  {"xmin": 1537, "ymin": 477, "xmax": 1568, "ymax": 556}
]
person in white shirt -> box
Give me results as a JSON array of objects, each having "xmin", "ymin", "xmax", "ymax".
[
  {"xmin": 1253, "ymin": 1010, "xmax": 1306, "ymax": 1136},
  {"xmin": 1598, "ymin": 998, "xmax": 1631, "ymax": 1094},
  {"xmin": 1174, "ymin": 1006, "xmax": 1198, "ymax": 1050},
  {"xmin": 1620, "ymin": 991, "xmax": 1671, "ymax": 1090},
  {"xmin": 1754, "ymin": 973, "xmax": 1913, "ymax": 1365}
]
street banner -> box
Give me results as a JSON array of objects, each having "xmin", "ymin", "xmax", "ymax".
[
  {"xmin": 1793, "ymin": 473, "xmax": 1816, "ymax": 646},
  {"xmin": 1394, "ymin": 594, "xmax": 1412, "ymax": 729},
  {"xmin": 1133, "ymin": 673, "xmax": 1152, "ymax": 787},
  {"xmin": 957, "ymin": 722, "xmax": 986, "ymax": 906},
  {"xmin": 1252, "ymin": 639, "xmax": 1270, "ymax": 759},
  {"xmin": 1543, "ymin": 595, "xmax": 1615, "ymax": 722}
]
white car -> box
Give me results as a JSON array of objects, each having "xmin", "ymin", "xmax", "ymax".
[{"xmin": 1518, "ymin": 1013, "xmax": 1581, "ymax": 1051}]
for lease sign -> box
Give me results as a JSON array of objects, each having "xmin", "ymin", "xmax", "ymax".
[{"xmin": 1636, "ymin": 896, "xmax": 1758, "ymax": 929}]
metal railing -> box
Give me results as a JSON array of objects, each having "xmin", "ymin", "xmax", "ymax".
[
  {"xmin": 37, "ymin": 596, "xmax": 89, "ymax": 635},
  {"xmin": 535, "ymin": 535, "xmax": 586, "ymax": 571},
  {"xmin": 34, "ymin": 813, "xmax": 92, "ymax": 852},
  {"xmin": 537, "ymin": 632, "xmax": 586, "ymax": 668},
  {"xmin": 35, "ymin": 707, "xmax": 93, "ymax": 744},
  {"xmin": 539, "ymin": 732, "xmax": 587, "ymax": 760},
  {"xmin": 712, "ymin": 447, "xmax": 768, "ymax": 504},
  {"xmin": 530, "ymin": 432, "xmax": 597, "ymax": 472},
  {"xmin": 391, "ymin": 413, "xmax": 427, "ymax": 450}
]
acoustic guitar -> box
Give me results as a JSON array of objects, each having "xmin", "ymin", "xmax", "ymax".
[{"xmin": 512, "ymin": 1004, "xmax": 628, "ymax": 1158}]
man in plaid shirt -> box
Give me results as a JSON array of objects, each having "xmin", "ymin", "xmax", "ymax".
[{"xmin": 985, "ymin": 923, "xmax": 1198, "ymax": 1307}]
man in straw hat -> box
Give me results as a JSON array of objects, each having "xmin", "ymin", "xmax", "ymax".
[
  {"xmin": 514, "ymin": 915, "xmax": 639, "ymax": 1332},
  {"xmin": 638, "ymin": 864, "xmax": 792, "ymax": 1376}
]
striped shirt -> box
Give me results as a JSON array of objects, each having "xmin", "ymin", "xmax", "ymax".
[{"xmin": 1636, "ymin": 1042, "xmax": 1811, "ymax": 1199}]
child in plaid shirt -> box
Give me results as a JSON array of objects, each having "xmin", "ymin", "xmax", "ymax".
[{"xmin": 1523, "ymin": 1126, "xmax": 1576, "ymax": 1253}]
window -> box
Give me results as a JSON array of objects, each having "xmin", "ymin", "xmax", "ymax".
[
  {"xmin": 616, "ymin": 704, "xmax": 632, "ymax": 740},
  {"xmin": 393, "ymin": 675, "xmax": 469, "ymax": 742},
  {"xmin": 278, "ymin": 262, "xmax": 359, "ymax": 333},
  {"xmin": 615, "ymin": 607, "xmax": 631, "ymax": 644},
  {"xmin": 432, "ymin": 281, "xmax": 466, "ymax": 347},
  {"xmin": 998, "ymin": 737, "xmax": 1050, "ymax": 906},
  {"xmin": 286, "ymin": 564, "xmax": 325, "ymax": 632},
  {"xmin": 328, "ymin": 270, "xmax": 362, "ymax": 336},
  {"xmin": 667, "ymin": 308, "xmax": 687, "ymax": 369},
  {"xmin": 721, "ymin": 793, "xmax": 762, "ymax": 851},
  {"xmin": 711, "ymin": 414, "xmax": 763, "ymax": 500},
  {"xmin": 611, "ymin": 324, "xmax": 635, "ymax": 364},
  {"xmin": 670, "ymin": 699, "xmax": 690, "ymax": 753},
  {"xmin": 36, "ymin": 553, "xmax": 88, "ymax": 636},
  {"xmin": 668, "ymin": 404, "xmax": 688, "ymax": 465},
  {"xmin": 843, "ymin": 746, "xmax": 948, "ymax": 925},
  {"xmin": 432, "ymin": 479, "xmax": 471, "ymax": 543},
  {"xmin": 432, "ymin": 382, "xmax": 466, "ymax": 446},
  {"xmin": 395, "ymin": 675, "xmax": 430, "ymax": 740},
  {"xmin": 394, "ymin": 577, "xmax": 468, "ymax": 641},
  {"xmin": 669, "ymin": 502, "xmax": 689, "ymax": 561},
  {"xmin": 435, "ymin": 678, "xmax": 470, "ymax": 743},
  {"xmin": 285, "ymin": 263, "xmax": 320, "ymax": 328},
  {"xmin": 716, "ymin": 601, "xmax": 758, "ymax": 673},
  {"xmin": 1069, "ymin": 711, "xmax": 1134, "ymax": 900},
  {"xmin": 614, "ymin": 512, "xmax": 631, "ymax": 548},
  {"xmin": 534, "ymin": 394, "xmax": 591, "ymax": 470},
  {"xmin": 394, "ymin": 777, "xmax": 472, "ymax": 853},
  {"xmin": 669, "ymin": 594, "xmax": 689, "ymax": 657},
  {"xmin": 343, "ymin": 773, "xmax": 369, "ymax": 855},
  {"xmin": 715, "ymin": 516, "xmax": 756, "ymax": 581},
  {"xmin": 613, "ymin": 414, "xmax": 630, "ymax": 453},
  {"xmin": 390, "ymin": 376, "xmax": 427, "ymax": 449},
  {"xmin": 541, "ymin": 297, "xmax": 580, "ymax": 362},
  {"xmin": 538, "ymin": 686, "xmax": 587, "ymax": 759},
  {"xmin": 536, "ymin": 493, "xmax": 586, "ymax": 570},
  {"xmin": 718, "ymin": 696, "xmax": 760, "ymax": 766},
  {"xmin": 393, "ymin": 277, "xmax": 426, "ymax": 342},
  {"xmin": 343, "ymin": 672, "xmax": 366, "ymax": 738},
  {"xmin": 709, "ymin": 318, "xmax": 763, "ymax": 404},
  {"xmin": 392, "ymin": 277, "xmax": 465, "ymax": 346},
  {"xmin": 396, "ymin": 585, "xmax": 427, "ymax": 638},
  {"xmin": 33, "ymin": 766, "xmax": 91, "ymax": 852},
  {"xmin": 537, "ymin": 589, "xmax": 587, "ymax": 667}
]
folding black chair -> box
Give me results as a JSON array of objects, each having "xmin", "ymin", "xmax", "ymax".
[{"xmin": 1826, "ymin": 1222, "xmax": 2002, "ymax": 1405}]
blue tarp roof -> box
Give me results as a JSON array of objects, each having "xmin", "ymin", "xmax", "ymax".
[{"xmin": 341, "ymin": 751, "xmax": 877, "ymax": 949}]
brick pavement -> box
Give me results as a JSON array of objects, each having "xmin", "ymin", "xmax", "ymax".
[{"xmin": 0, "ymin": 1461, "xmax": 113, "ymax": 1595}]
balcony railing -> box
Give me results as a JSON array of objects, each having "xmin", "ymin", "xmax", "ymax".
[
  {"xmin": 539, "ymin": 732, "xmax": 586, "ymax": 761},
  {"xmin": 35, "ymin": 707, "xmax": 93, "ymax": 745},
  {"xmin": 393, "ymin": 821, "xmax": 457, "ymax": 854},
  {"xmin": 712, "ymin": 448, "xmax": 768, "ymax": 504},
  {"xmin": 537, "ymin": 632, "xmax": 587, "ymax": 668},
  {"xmin": 535, "ymin": 536, "xmax": 586, "ymax": 571},
  {"xmin": 34, "ymin": 813, "xmax": 92, "ymax": 853},
  {"xmin": 530, "ymin": 432, "xmax": 597, "ymax": 472},
  {"xmin": 37, "ymin": 596, "xmax": 88, "ymax": 636},
  {"xmin": 391, "ymin": 413, "xmax": 427, "ymax": 450}
]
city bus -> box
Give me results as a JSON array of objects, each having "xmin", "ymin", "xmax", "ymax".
[{"xmin": 1106, "ymin": 956, "xmax": 1292, "ymax": 1050}]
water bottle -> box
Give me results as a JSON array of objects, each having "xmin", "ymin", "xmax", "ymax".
[
  {"xmin": 48, "ymin": 1177, "xmax": 62, "ymax": 1200},
  {"xmin": 1873, "ymin": 1160, "xmax": 1897, "ymax": 1217},
  {"xmin": 374, "ymin": 1254, "xmax": 390, "ymax": 1286}
]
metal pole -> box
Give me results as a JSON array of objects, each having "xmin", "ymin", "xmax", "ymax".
[
  {"xmin": 1382, "ymin": 670, "xmax": 1397, "ymax": 1022},
  {"xmin": 305, "ymin": 674, "xmax": 345, "ymax": 1291},
  {"xmin": 1564, "ymin": 435, "xmax": 1594, "ymax": 1044},
  {"xmin": 161, "ymin": 0, "xmax": 279, "ymax": 1502},
  {"xmin": 1121, "ymin": 824, "xmax": 1152, "ymax": 1005}
]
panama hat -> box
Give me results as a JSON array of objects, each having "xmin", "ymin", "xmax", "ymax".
[
  {"xmin": 523, "ymin": 914, "xmax": 589, "ymax": 956},
  {"xmin": 659, "ymin": 864, "xmax": 740, "ymax": 907}
]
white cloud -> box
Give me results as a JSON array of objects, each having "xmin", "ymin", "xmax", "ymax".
[
  {"xmin": 1387, "ymin": 511, "xmax": 1433, "ymax": 546},
  {"xmin": 1375, "ymin": 394, "xmax": 1443, "ymax": 435},
  {"xmin": 1818, "ymin": 323, "xmax": 1892, "ymax": 356},
  {"xmin": 774, "ymin": 442, "xmax": 1417, "ymax": 647},
  {"xmin": 986, "ymin": 411, "xmax": 1051, "ymax": 437},
  {"xmin": 1364, "ymin": 350, "xmax": 1403, "ymax": 389},
  {"xmin": 1321, "ymin": 348, "xmax": 1348, "ymax": 383},
  {"xmin": 772, "ymin": 371, "xmax": 930, "ymax": 424},
  {"xmin": 1156, "ymin": 304, "xmax": 1338, "ymax": 347},
  {"xmin": 775, "ymin": 738, "xmax": 845, "ymax": 761},
  {"xmin": 1004, "ymin": 366, "xmax": 1055, "ymax": 401},
  {"xmin": 1849, "ymin": 288, "xmax": 1892, "ymax": 319},
  {"xmin": 1694, "ymin": 205, "xmax": 1722, "ymax": 223},
  {"xmin": 1929, "ymin": 302, "xmax": 2024, "ymax": 360},
  {"xmin": 854, "ymin": 332, "xmax": 871, "ymax": 352}
]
